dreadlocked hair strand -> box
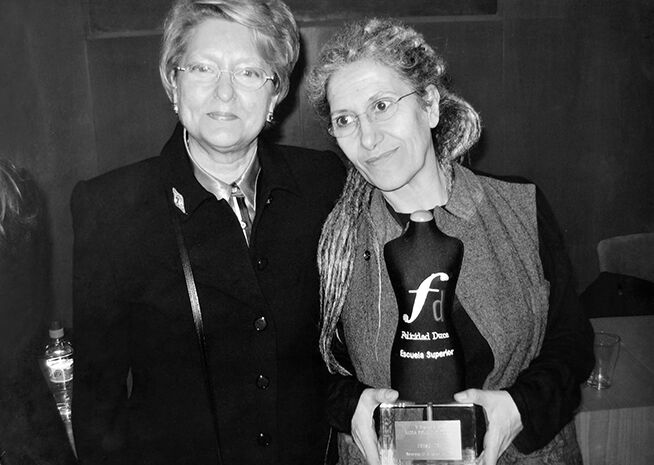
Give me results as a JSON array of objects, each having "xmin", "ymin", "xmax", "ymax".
[{"xmin": 318, "ymin": 166, "xmax": 375, "ymax": 375}]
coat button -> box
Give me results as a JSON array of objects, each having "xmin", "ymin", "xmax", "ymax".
[
  {"xmin": 256, "ymin": 374, "xmax": 270, "ymax": 389},
  {"xmin": 363, "ymin": 250, "xmax": 371, "ymax": 261},
  {"xmin": 257, "ymin": 432, "xmax": 272, "ymax": 447},
  {"xmin": 254, "ymin": 316, "xmax": 267, "ymax": 331},
  {"xmin": 256, "ymin": 257, "xmax": 268, "ymax": 270},
  {"xmin": 265, "ymin": 195, "xmax": 273, "ymax": 205}
]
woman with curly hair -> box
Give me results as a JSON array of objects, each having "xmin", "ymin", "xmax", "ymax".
[{"xmin": 307, "ymin": 18, "xmax": 594, "ymax": 465}]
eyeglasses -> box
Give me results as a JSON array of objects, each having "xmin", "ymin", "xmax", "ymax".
[
  {"xmin": 175, "ymin": 63, "xmax": 277, "ymax": 91},
  {"xmin": 328, "ymin": 91, "xmax": 418, "ymax": 138}
]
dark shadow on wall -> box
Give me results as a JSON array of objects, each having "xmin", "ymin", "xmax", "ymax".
[{"xmin": 263, "ymin": 29, "xmax": 308, "ymax": 144}]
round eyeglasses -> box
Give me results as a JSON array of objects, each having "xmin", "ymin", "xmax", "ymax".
[
  {"xmin": 328, "ymin": 91, "xmax": 418, "ymax": 138},
  {"xmin": 175, "ymin": 63, "xmax": 277, "ymax": 91}
]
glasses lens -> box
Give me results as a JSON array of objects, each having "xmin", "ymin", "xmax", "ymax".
[
  {"xmin": 328, "ymin": 123, "xmax": 354, "ymax": 138},
  {"xmin": 181, "ymin": 64, "xmax": 216, "ymax": 84},
  {"xmin": 329, "ymin": 113, "xmax": 358, "ymax": 138},
  {"xmin": 233, "ymin": 67, "xmax": 267, "ymax": 90},
  {"xmin": 369, "ymin": 98, "xmax": 401, "ymax": 123}
]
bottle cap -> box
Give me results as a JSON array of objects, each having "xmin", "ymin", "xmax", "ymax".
[
  {"xmin": 49, "ymin": 320, "xmax": 64, "ymax": 339},
  {"xmin": 410, "ymin": 210, "xmax": 433, "ymax": 222}
]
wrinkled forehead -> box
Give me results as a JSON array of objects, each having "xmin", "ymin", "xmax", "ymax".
[{"xmin": 326, "ymin": 60, "xmax": 412, "ymax": 112}]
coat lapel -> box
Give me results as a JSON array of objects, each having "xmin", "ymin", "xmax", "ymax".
[{"xmin": 155, "ymin": 124, "xmax": 268, "ymax": 310}]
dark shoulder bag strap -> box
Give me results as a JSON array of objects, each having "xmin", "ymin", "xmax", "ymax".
[{"xmin": 170, "ymin": 204, "xmax": 224, "ymax": 465}]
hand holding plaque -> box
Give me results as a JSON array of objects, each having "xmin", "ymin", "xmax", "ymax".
[{"xmin": 379, "ymin": 210, "xmax": 486, "ymax": 465}]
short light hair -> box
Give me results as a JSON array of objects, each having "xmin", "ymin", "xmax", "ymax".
[
  {"xmin": 307, "ymin": 17, "xmax": 480, "ymax": 164},
  {"xmin": 159, "ymin": 0, "xmax": 300, "ymax": 103}
]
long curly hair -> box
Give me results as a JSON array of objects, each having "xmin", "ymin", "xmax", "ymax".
[
  {"xmin": 0, "ymin": 159, "xmax": 40, "ymax": 254},
  {"xmin": 307, "ymin": 18, "xmax": 481, "ymax": 374}
]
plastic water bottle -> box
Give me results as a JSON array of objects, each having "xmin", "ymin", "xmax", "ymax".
[{"xmin": 40, "ymin": 321, "xmax": 75, "ymax": 450}]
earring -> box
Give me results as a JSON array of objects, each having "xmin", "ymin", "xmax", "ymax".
[
  {"xmin": 266, "ymin": 111, "xmax": 274, "ymax": 123},
  {"xmin": 172, "ymin": 102, "xmax": 179, "ymax": 115}
]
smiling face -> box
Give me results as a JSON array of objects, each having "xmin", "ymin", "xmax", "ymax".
[
  {"xmin": 326, "ymin": 59, "xmax": 442, "ymax": 201},
  {"xmin": 173, "ymin": 18, "xmax": 279, "ymax": 162}
]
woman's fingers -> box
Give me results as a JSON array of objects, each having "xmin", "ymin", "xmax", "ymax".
[
  {"xmin": 351, "ymin": 388, "xmax": 399, "ymax": 465},
  {"xmin": 454, "ymin": 389, "xmax": 522, "ymax": 465}
]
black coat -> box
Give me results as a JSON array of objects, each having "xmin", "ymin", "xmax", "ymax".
[{"xmin": 71, "ymin": 125, "xmax": 345, "ymax": 465}]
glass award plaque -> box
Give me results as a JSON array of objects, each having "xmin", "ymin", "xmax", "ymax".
[{"xmin": 378, "ymin": 402, "xmax": 485, "ymax": 465}]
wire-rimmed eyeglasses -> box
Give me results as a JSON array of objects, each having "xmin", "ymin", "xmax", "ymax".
[
  {"xmin": 328, "ymin": 91, "xmax": 418, "ymax": 138},
  {"xmin": 175, "ymin": 63, "xmax": 277, "ymax": 91}
]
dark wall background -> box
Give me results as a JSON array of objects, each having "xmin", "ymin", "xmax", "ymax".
[
  {"xmin": 0, "ymin": 0, "xmax": 95, "ymax": 326},
  {"xmin": 1, "ymin": 0, "xmax": 653, "ymax": 326}
]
